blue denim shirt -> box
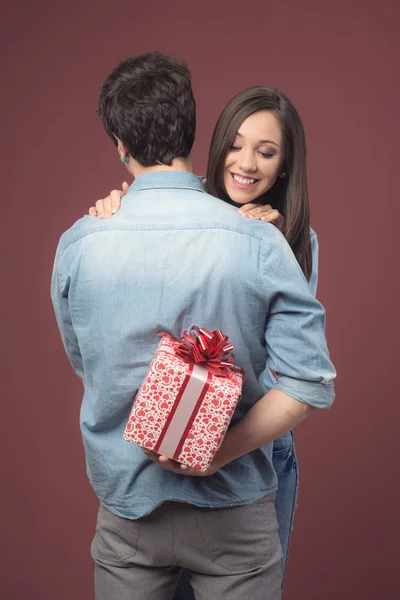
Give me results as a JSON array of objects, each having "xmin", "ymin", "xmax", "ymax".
[{"xmin": 51, "ymin": 171, "xmax": 335, "ymax": 519}]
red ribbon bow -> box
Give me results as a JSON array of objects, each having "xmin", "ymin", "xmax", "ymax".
[{"xmin": 159, "ymin": 326, "xmax": 245, "ymax": 381}]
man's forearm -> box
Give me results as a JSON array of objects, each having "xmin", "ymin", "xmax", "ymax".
[{"xmin": 214, "ymin": 389, "xmax": 316, "ymax": 469}]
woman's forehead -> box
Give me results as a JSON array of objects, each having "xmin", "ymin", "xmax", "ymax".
[{"xmin": 237, "ymin": 111, "xmax": 282, "ymax": 145}]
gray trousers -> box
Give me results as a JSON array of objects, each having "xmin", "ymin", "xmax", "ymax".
[{"xmin": 91, "ymin": 493, "xmax": 283, "ymax": 600}]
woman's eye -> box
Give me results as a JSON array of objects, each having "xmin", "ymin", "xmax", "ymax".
[
  {"xmin": 259, "ymin": 152, "xmax": 275, "ymax": 158},
  {"xmin": 229, "ymin": 145, "xmax": 241, "ymax": 151}
]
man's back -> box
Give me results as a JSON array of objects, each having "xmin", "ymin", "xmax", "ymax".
[{"xmin": 52, "ymin": 171, "xmax": 333, "ymax": 518}]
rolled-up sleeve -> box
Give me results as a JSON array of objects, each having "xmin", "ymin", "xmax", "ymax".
[
  {"xmin": 259, "ymin": 226, "xmax": 336, "ymax": 408},
  {"xmin": 274, "ymin": 375, "xmax": 334, "ymax": 408}
]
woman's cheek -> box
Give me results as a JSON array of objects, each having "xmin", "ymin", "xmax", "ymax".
[{"xmin": 263, "ymin": 170, "xmax": 280, "ymax": 193}]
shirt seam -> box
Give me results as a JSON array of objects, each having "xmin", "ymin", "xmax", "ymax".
[
  {"xmin": 58, "ymin": 223, "xmax": 266, "ymax": 255},
  {"xmin": 131, "ymin": 185, "xmax": 205, "ymax": 192}
]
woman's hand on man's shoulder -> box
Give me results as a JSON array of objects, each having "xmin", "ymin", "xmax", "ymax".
[
  {"xmin": 238, "ymin": 203, "xmax": 285, "ymax": 230},
  {"xmin": 88, "ymin": 181, "xmax": 129, "ymax": 218}
]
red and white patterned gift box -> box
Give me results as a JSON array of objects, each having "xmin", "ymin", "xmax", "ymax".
[{"xmin": 123, "ymin": 327, "xmax": 244, "ymax": 472}]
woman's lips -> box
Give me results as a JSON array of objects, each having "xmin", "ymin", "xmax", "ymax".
[{"xmin": 229, "ymin": 172, "xmax": 259, "ymax": 190}]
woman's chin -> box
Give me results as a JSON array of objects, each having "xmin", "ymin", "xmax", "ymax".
[
  {"xmin": 225, "ymin": 180, "xmax": 261, "ymax": 205},
  {"xmin": 227, "ymin": 189, "xmax": 258, "ymax": 205}
]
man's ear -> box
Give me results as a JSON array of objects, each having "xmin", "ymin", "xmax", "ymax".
[{"xmin": 115, "ymin": 137, "xmax": 129, "ymax": 161}]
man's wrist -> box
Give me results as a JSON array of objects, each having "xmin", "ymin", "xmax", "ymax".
[
  {"xmin": 211, "ymin": 448, "xmax": 229, "ymax": 472},
  {"xmin": 211, "ymin": 436, "xmax": 239, "ymax": 472}
]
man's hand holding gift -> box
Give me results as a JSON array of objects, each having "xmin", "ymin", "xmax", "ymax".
[{"xmin": 142, "ymin": 448, "xmax": 220, "ymax": 477}]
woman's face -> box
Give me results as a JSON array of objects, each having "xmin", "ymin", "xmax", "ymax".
[{"xmin": 223, "ymin": 110, "xmax": 284, "ymax": 205}]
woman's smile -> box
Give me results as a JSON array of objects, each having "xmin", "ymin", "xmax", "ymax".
[{"xmin": 230, "ymin": 172, "xmax": 260, "ymax": 189}]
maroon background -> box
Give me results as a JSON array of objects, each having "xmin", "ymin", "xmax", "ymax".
[{"xmin": 2, "ymin": 1, "xmax": 399, "ymax": 598}]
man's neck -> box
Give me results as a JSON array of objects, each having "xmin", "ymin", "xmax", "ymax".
[{"xmin": 132, "ymin": 156, "xmax": 193, "ymax": 178}]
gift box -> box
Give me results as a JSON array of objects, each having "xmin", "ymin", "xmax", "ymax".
[{"xmin": 123, "ymin": 327, "xmax": 244, "ymax": 472}]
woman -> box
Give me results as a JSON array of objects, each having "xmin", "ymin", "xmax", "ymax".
[{"xmin": 90, "ymin": 86, "xmax": 319, "ymax": 595}]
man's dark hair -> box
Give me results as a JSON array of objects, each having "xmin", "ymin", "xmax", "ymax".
[{"xmin": 98, "ymin": 52, "xmax": 196, "ymax": 167}]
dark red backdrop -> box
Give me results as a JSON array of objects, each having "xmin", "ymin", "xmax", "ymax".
[{"xmin": 2, "ymin": 1, "xmax": 399, "ymax": 598}]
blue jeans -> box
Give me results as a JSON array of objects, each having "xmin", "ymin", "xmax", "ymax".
[
  {"xmin": 173, "ymin": 432, "xmax": 299, "ymax": 599},
  {"xmin": 271, "ymin": 430, "xmax": 298, "ymax": 579}
]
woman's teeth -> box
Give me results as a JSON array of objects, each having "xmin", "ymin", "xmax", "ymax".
[{"xmin": 232, "ymin": 174, "xmax": 257, "ymax": 184}]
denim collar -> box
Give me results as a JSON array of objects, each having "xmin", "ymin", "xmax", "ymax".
[{"xmin": 128, "ymin": 171, "xmax": 206, "ymax": 194}]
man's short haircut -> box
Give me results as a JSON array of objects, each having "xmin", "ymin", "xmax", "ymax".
[{"xmin": 98, "ymin": 52, "xmax": 196, "ymax": 166}]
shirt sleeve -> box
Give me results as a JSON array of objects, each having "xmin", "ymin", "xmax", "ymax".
[
  {"xmin": 308, "ymin": 228, "xmax": 319, "ymax": 297},
  {"xmin": 259, "ymin": 226, "xmax": 335, "ymax": 408},
  {"xmin": 51, "ymin": 246, "xmax": 84, "ymax": 379}
]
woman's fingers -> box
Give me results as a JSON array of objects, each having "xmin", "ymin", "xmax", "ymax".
[
  {"xmin": 238, "ymin": 203, "xmax": 285, "ymax": 229},
  {"xmin": 95, "ymin": 192, "xmax": 121, "ymax": 218},
  {"xmin": 94, "ymin": 198, "xmax": 107, "ymax": 218},
  {"xmin": 260, "ymin": 209, "xmax": 280, "ymax": 222},
  {"xmin": 239, "ymin": 204, "xmax": 273, "ymax": 219},
  {"xmin": 238, "ymin": 203, "xmax": 262, "ymax": 216},
  {"xmin": 89, "ymin": 183, "xmax": 128, "ymax": 218},
  {"xmin": 261, "ymin": 210, "xmax": 285, "ymax": 230},
  {"xmin": 110, "ymin": 189, "xmax": 124, "ymax": 214}
]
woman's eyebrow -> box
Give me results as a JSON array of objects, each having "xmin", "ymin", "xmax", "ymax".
[
  {"xmin": 236, "ymin": 132, "xmax": 280, "ymax": 147},
  {"xmin": 259, "ymin": 139, "xmax": 280, "ymax": 147}
]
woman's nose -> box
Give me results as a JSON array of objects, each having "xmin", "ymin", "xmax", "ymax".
[{"xmin": 238, "ymin": 150, "xmax": 257, "ymax": 172}]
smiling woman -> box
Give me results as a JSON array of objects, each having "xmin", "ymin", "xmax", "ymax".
[
  {"xmin": 224, "ymin": 111, "xmax": 284, "ymax": 202},
  {"xmin": 207, "ymin": 86, "xmax": 312, "ymax": 280}
]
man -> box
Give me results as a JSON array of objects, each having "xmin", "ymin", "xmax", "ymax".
[{"xmin": 51, "ymin": 52, "xmax": 335, "ymax": 600}]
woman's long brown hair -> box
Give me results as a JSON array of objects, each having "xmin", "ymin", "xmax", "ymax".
[{"xmin": 206, "ymin": 86, "xmax": 312, "ymax": 280}]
